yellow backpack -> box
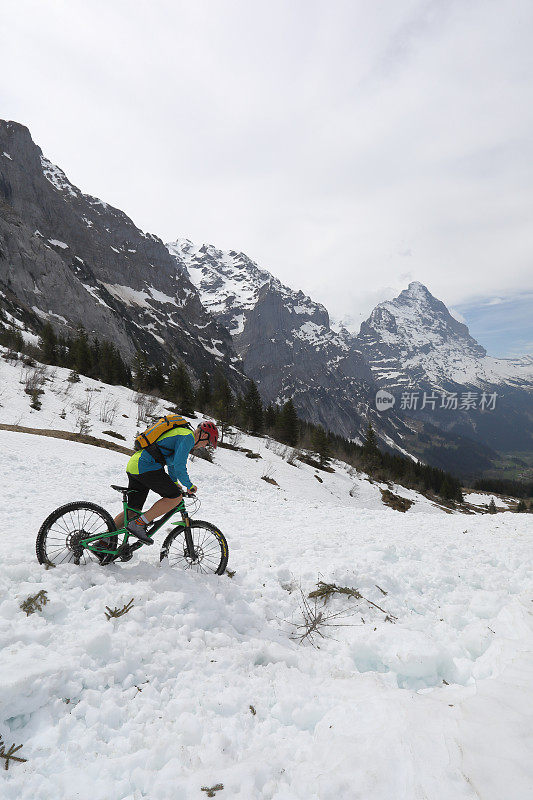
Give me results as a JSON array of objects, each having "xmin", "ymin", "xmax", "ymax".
[{"xmin": 134, "ymin": 414, "xmax": 192, "ymax": 452}]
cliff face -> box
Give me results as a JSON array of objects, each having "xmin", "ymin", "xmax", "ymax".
[
  {"xmin": 168, "ymin": 239, "xmax": 413, "ymax": 444},
  {"xmin": 168, "ymin": 238, "xmax": 533, "ymax": 472},
  {"xmin": 0, "ymin": 120, "xmax": 245, "ymax": 388},
  {"xmin": 356, "ymin": 282, "xmax": 533, "ymax": 453}
]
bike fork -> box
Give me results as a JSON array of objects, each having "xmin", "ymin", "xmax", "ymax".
[{"xmin": 183, "ymin": 521, "xmax": 197, "ymax": 561}]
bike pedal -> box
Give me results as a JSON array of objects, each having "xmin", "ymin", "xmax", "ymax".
[{"xmin": 114, "ymin": 543, "xmax": 134, "ymax": 562}]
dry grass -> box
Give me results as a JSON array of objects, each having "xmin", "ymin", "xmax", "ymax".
[
  {"xmin": 380, "ymin": 488, "xmax": 414, "ymax": 512},
  {"xmin": 0, "ymin": 423, "xmax": 132, "ymax": 455},
  {"xmin": 308, "ymin": 581, "xmax": 398, "ymax": 623}
]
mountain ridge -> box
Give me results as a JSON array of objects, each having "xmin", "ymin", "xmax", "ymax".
[
  {"xmin": 0, "ymin": 120, "xmax": 246, "ymax": 389},
  {"xmin": 167, "ymin": 236, "xmax": 533, "ymax": 469}
]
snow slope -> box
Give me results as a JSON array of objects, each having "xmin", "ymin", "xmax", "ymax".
[{"xmin": 1, "ymin": 360, "xmax": 533, "ymax": 798}]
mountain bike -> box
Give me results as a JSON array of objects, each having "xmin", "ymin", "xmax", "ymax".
[{"xmin": 36, "ymin": 485, "xmax": 229, "ymax": 575}]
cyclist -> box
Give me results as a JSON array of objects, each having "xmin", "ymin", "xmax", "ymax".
[{"xmin": 113, "ymin": 420, "xmax": 219, "ymax": 545}]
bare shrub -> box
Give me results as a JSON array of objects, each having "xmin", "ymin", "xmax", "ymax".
[
  {"xmin": 226, "ymin": 429, "xmax": 243, "ymax": 448},
  {"xmin": 261, "ymin": 464, "xmax": 279, "ymax": 486},
  {"xmin": 77, "ymin": 415, "xmax": 91, "ymax": 435},
  {"xmin": 73, "ymin": 392, "xmax": 93, "ymax": 435},
  {"xmin": 73, "ymin": 391, "xmax": 93, "ymax": 417},
  {"xmin": 29, "ymin": 389, "xmax": 42, "ymax": 410},
  {"xmin": 21, "ymin": 364, "xmax": 47, "ymax": 396},
  {"xmin": 99, "ymin": 396, "xmax": 118, "ymax": 425},
  {"xmin": 288, "ymin": 588, "xmax": 358, "ymax": 647},
  {"xmin": 135, "ymin": 392, "xmax": 159, "ymax": 425},
  {"xmin": 284, "ymin": 447, "xmax": 299, "ymax": 467}
]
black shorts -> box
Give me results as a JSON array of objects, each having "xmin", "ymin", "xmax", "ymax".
[{"xmin": 127, "ymin": 470, "xmax": 182, "ymax": 512}]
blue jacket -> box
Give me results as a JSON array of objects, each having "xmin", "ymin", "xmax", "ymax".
[{"xmin": 126, "ymin": 427, "xmax": 195, "ymax": 489}]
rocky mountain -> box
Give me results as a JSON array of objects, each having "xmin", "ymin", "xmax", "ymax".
[
  {"xmin": 168, "ymin": 239, "xmax": 532, "ymax": 476},
  {"xmin": 168, "ymin": 238, "xmax": 385, "ymax": 439},
  {"xmin": 168, "ymin": 239, "xmax": 485, "ymax": 468},
  {"xmin": 2, "ymin": 119, "xmax": 527, "ymax": 477},
  {"xmin": 0, "ymin": 120, "xmax": 245, "ymax": 388},
  {"xmin": 357, "ymin": 281, "xmax": 533, "ymax": 391},
  {"xmin": 357, "ymin": 282, "xmax": 533, "ymax": 457}
]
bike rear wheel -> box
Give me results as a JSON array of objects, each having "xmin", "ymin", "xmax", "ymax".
[
  {"xmin": 160, "ymin": 520, "xmax": 228, "ymax": 575},
  {"xmin": 36, "ymin": 502, "xmax": 118, "ymax": 566}
]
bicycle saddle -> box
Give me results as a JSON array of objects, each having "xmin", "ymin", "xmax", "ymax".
[{"xmin": 110, "ymin": 485, "xmax": 134, "ymax": 493}]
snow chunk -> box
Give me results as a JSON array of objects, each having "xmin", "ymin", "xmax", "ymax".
[{"xmin": 48, "ymin": 239, "xmax": 68, "ymax": 249}]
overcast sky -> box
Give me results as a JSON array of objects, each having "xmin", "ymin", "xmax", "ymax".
[{"xmin": 2, "ymin": 0, "xmax": 532, "ymax": 355}]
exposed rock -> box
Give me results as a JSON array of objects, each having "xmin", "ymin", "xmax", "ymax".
[{"xmin": 0, "ymin": 120, "xmax": 246, "ymax": 389}]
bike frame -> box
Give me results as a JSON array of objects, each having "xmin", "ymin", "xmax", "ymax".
[{"xmin": 80, "ymin": 494, "xmax": 197, "ymax": 561}]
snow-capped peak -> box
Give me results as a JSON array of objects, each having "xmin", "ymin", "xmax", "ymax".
[
  {"xmin": 357, "ymin": 283, "xmax": 533, "ymax": 390},
  {"xmin": 167, "ymin": 237, "xmax": 328, "ymax": 336},
  {"xmin": 403, "ymin": 280, "xmax": 433, "ymax": 300}
]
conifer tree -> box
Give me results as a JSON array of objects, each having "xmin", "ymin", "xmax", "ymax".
[
  {"xmin": 244, "ymin": 380, "xmax": 263, "ymax": 434},
  {"xmin": 264, "ymin": 403, "xmax": 276, "ymax": 430},
  {"xmin": 311, "ymin": 425, "xmax": 332, "ymax": 467},
  {"xmin": 212, "ymin": 371, "xmax": 233, "ymax": 441},
  {"xmin": 132, "ymin": 350, "xmax": 149, "ymax": 391},
  {"xmin": 147, "ymin": 363, "xmax": 166, "ymax": 395},
  {"xmin": 196, "ymin": 372, "xmax": 213, "ymax": 412},
  {"xmin": 279, "ymin": 399, "xmax": 299, "ymax": 446},
  {"xmin": 167, "ymin": 361, "xmax": 195, "ymax": 416},
  {"xmin": 70, "ymin": 327, "xmax": 91, "ymax": 375},
  {"xmin": 39, "ymin": 322, "xmax": 57, "ymax": 364},
  {"xmin": 439, "ymin": 477, "xmax": 456, "ymax": 502},
  {"xmin": 361, "ymin": 421, "xmax": 381, "ymax": 473}
]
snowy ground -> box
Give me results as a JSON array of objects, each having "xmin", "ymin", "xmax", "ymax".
[
  {"xmin": 463, "ymin": 492, "xmax": 515, "ymax": 510},
  {"xmin": 1, "ymin": 421, "xmax": 532, "ymax": 799},
  {"xmin": 1, "ymin": 354, "xmax": 533, "ymax": 798}
]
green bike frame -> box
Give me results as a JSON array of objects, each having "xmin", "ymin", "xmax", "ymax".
[{"xmin": 80, "ymin": 493, "xmax": 196, "ymax": 562}]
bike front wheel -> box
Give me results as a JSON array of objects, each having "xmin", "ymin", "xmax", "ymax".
[
  {"xmin": 160, "ymin": 520, "xmax": 228, "ymax": 575},
  {"xmin": 36, "ymin": 502, "xmax": 118, "ymax": 566}
]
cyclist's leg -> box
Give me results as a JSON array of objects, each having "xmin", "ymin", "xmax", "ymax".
[
  {"xmin": 113, "ymin": 475, "xmax": 148, "ymax": 528},
  {"xmin": 135, "ymin": 470, "xmax": 183, "ymax": 522}
]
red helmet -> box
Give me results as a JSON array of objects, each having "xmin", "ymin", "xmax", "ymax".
[{"xmin": 198, "ymin": 420, "xmax": 219, "ymax": 448}]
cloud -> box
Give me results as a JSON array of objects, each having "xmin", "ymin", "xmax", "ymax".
[
  {"xmin": 454, "ymin": 292, "xmax": 533, "ymax": 357},
  {"xmin": 2, "ymin": 0, "xmax": 532, "ymax": 353}
]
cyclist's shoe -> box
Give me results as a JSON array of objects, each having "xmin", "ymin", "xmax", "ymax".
[
  {"xmin": 119, "ymin": 545, "xmax": 135, "ymax": 562},
  {"xmin": 126, "ymin": 518, "xmax": 154, "ymax": 545}
]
